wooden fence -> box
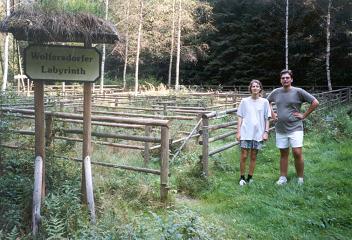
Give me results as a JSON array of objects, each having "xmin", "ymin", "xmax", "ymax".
[
  {"xmin": 2, "ymin": 87, "xmax": 350, "ymax": 200},
  {"xmin": 1, "ymin": 107, "xmax": 171, "ymax": 201},
  {"xmin": 198, "ymin": 87, "xmax": 352, "ymax": 176}
]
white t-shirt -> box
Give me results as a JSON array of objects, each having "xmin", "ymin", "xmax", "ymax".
[{"xmin": 237, "ymin": 97, "xmax": 271, "ymax": 141}]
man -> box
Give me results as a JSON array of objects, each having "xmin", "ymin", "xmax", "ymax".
[{"xmin": 267, "ymin": 69, "xmax": 319, "ymax": 185}]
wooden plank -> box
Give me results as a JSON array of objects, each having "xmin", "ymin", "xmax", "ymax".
[
  {"xmin": 201, "ymin": 116, "xmax": 209, "ymax": 177},
  {"xmin": 61, "ymin": 128, "xmax": 161, "ymax": 143},
  {"xmin": 0, "ymin": 107, "xmax": 170, "ymax": 127},
  {"xmin": 84, "ymin": 156, "xmax": 96, "ymax": 224},
  {"xmin": 67, "ymin": 157, "xmax": 161, "ymax": 175},
  {"xmin": 144, "ymin": 126, "xmax": 151, "ymax": 166},
  {"xmin": 208, "ymin": 141, "xmax": 239, "ymax": 156},
  {"xmin": 160, "ymin": 126, "xmax": 170, "ymax": 202},
  {"xmin": 81, "ymin": 76, "xmax": 96, "ymax": 223},
  {"xmin": 32, "ymin": 156, "xmax": 43, "ymax": 236},
  {"xmin": 34, "ymin": 80, "xmax": 46, "ymax": 199},
  {"xmin": 55, "ymin": 136, "xmax": 145, "ymax": 150}
]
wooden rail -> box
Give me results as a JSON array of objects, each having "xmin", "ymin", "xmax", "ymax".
[
  {"xmin": 1, "ymin": 107, "xmax": 171, "ymax": 202},
  {"xmin": 198, "ymin": 87, "xmax": 352, "ymax": 177}
]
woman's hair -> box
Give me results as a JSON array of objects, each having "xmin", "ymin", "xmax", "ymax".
[
  {"xmin": 280, "ymin": 69, "xmax": 293, "ymax": 78},
  {"xmin": 248, "ymin": 79, "xmax": 263, "ymax": 94}
]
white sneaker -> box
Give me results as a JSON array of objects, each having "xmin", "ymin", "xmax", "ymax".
[
  {"xmin": 239, "ymin": 179, "xmax": 247, "ymax": 186},
  {"xmin": 276, "ymin": 176, "xmax": 287, "ymax": 185},
  {"xmin": 297, "ymin": 177, "xmax": 304, "ymax": 185}
]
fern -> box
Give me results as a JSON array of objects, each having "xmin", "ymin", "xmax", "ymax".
[
  {"xmin": 5, "ymin": 226, "xmax": 19, "ymax": 240},
  {"xmin": 42, "ymin": 194, "xmax": 66, "ymax": 238},
  {"xmin": 45, "ymin": 214, "xmax": 66, "ymax": 239}
]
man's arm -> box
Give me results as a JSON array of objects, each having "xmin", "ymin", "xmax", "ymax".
[
  {"xmin": 293, "ymin": 99, "xmax": 319, "ymax": 120},
  {"xmin": 269, "ymin": 102, "xmax": 277, "ymax": 121}
]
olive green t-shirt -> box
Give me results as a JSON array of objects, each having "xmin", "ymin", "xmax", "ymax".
[{"xmin": 267, "ymin": 87, "xmax": 316, "ymax": 133}]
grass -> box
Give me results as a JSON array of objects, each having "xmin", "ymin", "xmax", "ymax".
[
  {"xmin": 175, "ymin": 106, "xmax": 352, "ymax": 239},
  {"xmin": 1, "ymin": 100, "xmax": 352, "ymax": 239}
]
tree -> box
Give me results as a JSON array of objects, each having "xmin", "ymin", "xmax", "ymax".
[
  {"xmin": 326, "ymin": 0, "xmax": 332, "ymax": 90},
  {"xmin": 168, "ymin": 0, "xmax": 176, "ymax": 87},
  {"xmin": 134, "ymin": 0, "xmax": 143, "ymax": 94},
  {"xmin": 122, "ymin": 0, "xmax": 130, "ymax": 90},
  {"xmin": 175, "ymin": 0, "xmax": 181, "ymax": 91},
  {"xmin": 1, "ymin": 0, "xmax": 10, "ymax": 92},
  {"xmin": 285, "ymin": 0, "xmax": 289, "ymax": 70},
  {"xmin": 100, "ymin": 0, "xmax": 109, "ymax": 94}
]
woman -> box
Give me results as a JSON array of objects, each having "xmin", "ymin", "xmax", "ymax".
[{"xmin": 236, "ymin": 80, "xmax": 271, "ymax": 185}]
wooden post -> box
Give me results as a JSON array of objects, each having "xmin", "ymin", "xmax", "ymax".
[
  {"xmin": 45, "ymin": 114, "xmax": 53, "ymax": 147},
  {"xmin": 32, "ymin": 80, "xmax": 45, "ymax": 235},
  {"xmin": 115, "ymin": 98, "xmax": 119, "ymax": 107},
  {"xmin": 27, "ymin": 79, "xmax": 30, "ymax": 96},
  {"xmin": 34, "ymin": 81, "xmax": 45, "ymax": 196},
  {"xmin": 32, "ymin": 156, "xmax": 43, "ymax": 235},
  {"xmin": 84, "ymin": 156, "xmax": 96, "ymax": 223},
  {"xmin": 160, "ymin": 126, "xmax": 169, "ymax": 202},
  {"xmin": 62, "ymin": 82, "xmax": 65, "ymax": 96},
  {"xmin": 81, "ymin": 82, "xmax": 96, "ymax": 223},
  {"xmin": 144, "ymin": 126, "xmax": 151, "ymax": 166},
  {"xmin": 163, "ymin": 104, "xmax": 167, "ymax": 116},
  {"xmin": 201, "ymin": 115, "xmax": 209, "ymax": 177},
  {"xmin": 17, "ymin": 78, "xmax": 20, "ymax": 93},
  {"xmin": 195, "ymin": 115, "xmax": 202, "ymax": 145},
  {"xmin": 60, "ymin": 102, "xmax": 64, "ymax": 112}
]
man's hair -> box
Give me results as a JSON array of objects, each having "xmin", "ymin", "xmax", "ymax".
[
  {"xmin": 280, "ymin": 69, "xmax": 293, "ymax": 78},
  {"xmin": 248, "ymin": 79, "xmax": 263, "ymax": 94}
]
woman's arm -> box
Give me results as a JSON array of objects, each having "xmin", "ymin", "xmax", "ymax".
[{"xmin": 236, "ymin": 116, "xmax": 242, "ymax": 141}]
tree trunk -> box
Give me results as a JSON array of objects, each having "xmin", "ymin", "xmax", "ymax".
[
  {"xmin": 285, "ymin": 0, "xmax": 289, "ymax": 70},
  {"xmin": 135, "ymin": 0, "xmax": 144, "ymax": 95},
  {"xmin": 100, "ymin": 0, "xmax": 109, "ymax": 94},
  {"xmin": 1, "ymin": 0, "xmax": 11, "ymax": 91},
  {"xmin": 175, "ymin": 0, "xmax": 182, "ymax": 92},
  {"xmin": 168, "ymin": 0, "xmax": 176, "ymax": 88},
  {"xmin": 123, "ymin": 0, "xmax": 130, "ymax": 90},
  {"xmin": 326, "ymin": 0, "xmax": 332, "ymax": 91}
]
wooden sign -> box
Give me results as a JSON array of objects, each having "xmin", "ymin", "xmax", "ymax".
[{"xmin": 24, "ymin": 45, "xmax": 101, "ymax": 82}]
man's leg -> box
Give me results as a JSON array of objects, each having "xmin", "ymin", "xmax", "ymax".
[
  {"xmin": 292, "ymin": 147, "xmax": 304, "ymax": 177},
  {"xmin": 279, "ymin": 148, "xmax": 290, "ymax": 177}
]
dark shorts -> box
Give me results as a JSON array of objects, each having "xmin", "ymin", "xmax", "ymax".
[{"xmin": 239, "ymin": 140, "xmax": 263, "ymax": 150}]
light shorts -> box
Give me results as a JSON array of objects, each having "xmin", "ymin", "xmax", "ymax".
[
  {"xmin": 239, "ymin": 140, "xmax": 263, "ymax": 150},
  {"xmin": 275, "ymin": 131, "xmax": 304, "ymax": 149}
]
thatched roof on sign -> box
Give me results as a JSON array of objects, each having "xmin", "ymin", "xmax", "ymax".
[{"xmin": 0, "ymin": 7, "xmax": 119, "ymax": 44}]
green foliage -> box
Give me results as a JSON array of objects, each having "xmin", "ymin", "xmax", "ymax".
[
  {"xmin": 41, "ymin": 183, "xmax": 88, "ymax": 239},
  {"xmin": 305, "ymin": 105, "xmax": 352, "ymax": 142},
  {"xmin": 150, "ymin": 208, "xmax": 225, "ymax": 240},
  {"xmin": 0, "ymin": 151, "xmax": 33, "ymax": 236},
  {"xmin": 1, "ymin": 93, "xmax": 351, "ymax": 239},
  {"xmin": 38, "ymin": 0, "xmax": 104, "ymax": 16},
  {"xmin": 174, "ymin": 153, "xmax": 210, "ymax": 197},
  {"xmin": 185, "ymin": 0, "xmax": 352, "ymax": 87}
]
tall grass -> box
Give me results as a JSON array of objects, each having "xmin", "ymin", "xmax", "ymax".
[{"xmin": 178, "ymin": 105, "xmax": 352, "ymax": 239}]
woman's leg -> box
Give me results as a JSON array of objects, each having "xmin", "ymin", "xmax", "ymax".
[
  {"xmin": 240, "ymin": 148, "xmax": 248, "ymax": 176},
  {"xmin": 248, "ymin": 149, "xmax": 258, "ymax": 176}
]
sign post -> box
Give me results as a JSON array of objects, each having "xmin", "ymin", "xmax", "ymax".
[{"xmin": 26, "ymin": 44, "xmax": 101, "ymax": 232}]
